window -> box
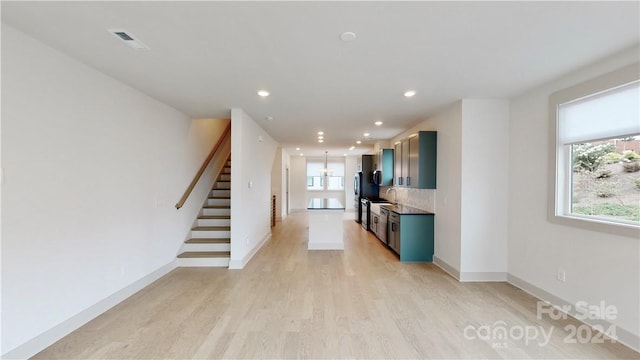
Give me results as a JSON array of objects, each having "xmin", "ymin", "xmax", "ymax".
[
  {"xmin": 550, "ymin": 63, "xmax": 640, "ymax": 236},
  {"xmin": 306, "ymin": 157, "xmax": 345, "ymax": 191}
]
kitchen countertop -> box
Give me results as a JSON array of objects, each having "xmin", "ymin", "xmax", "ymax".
[
  {"xmin": 382, "ymin": 204, "xmax": 434, "ymax": 215},
  {"xmin": 308, "ymin": 198, "xmax": 345, "ymax": 210}
]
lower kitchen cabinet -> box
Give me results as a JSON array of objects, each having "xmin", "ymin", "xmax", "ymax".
[{"xmin": 388, "ymin": 211, "xmax": 434, "ymax": 262}]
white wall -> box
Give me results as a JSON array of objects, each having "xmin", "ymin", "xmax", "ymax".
[
  {"xmin": 391, "ymin": 102, "xmax": 464, "ymax": 272},
  {"xmin": 389, "ymin": 100, "xmax": 509, "ymax": 280},
  {"xmin": 508, "ymin": 46, "xmax": 640, "ymax": 348},
  {"xmin": 460, "ymin": 100, "xmax": 509, "ymax": 276},
  {"xmin": 271, "ymin": 147, "xmax": 283, "ymax": 221},
  {"xmin": 281, "ymin": 149, "xmax": 291, "ymax": 219},
  {"xmin": 1, "ymin": 24, "xmax": 228, "ymax": 357},
  {"xmin": 289, "ymin": 156, "xmax": 307, "ymax": 211},
  {"xmin": 271, "ymin": 147, "xmax": 292, "ymax": 221},
  {"xmin": 229, "ymin": 109, "xmax": 278, "ymax": 269}
]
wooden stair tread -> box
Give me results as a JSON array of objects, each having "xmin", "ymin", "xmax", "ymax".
[
  {"xmin": 208, "ymin": 196, "xmax": 230, "ymax": 199},
  {"xmin": 216, "ymin": 180, "xmax": 231, "ymax": 183},
  {"xmin": 185, "ymin": 238, "xmax": 230, "ymax": 244},
  {"xmin": 203, "ymin": 205, "xmax": 230, "ymax": 209},
  {"xmin": 198, "ymin": 215, "xmax": 230, "ymax": 219},
  {"xmin": 192, "ymin": 226, "xmax": 231, "ymax": 231},
  {"xmin": 177, "ymin": 251, "xmax": 230, "ymax": 258}
]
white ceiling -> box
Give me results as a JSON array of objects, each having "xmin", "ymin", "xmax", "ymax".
[{"xmin": 2, "ymin": 1, "xmax": 639, "ymax": 156}]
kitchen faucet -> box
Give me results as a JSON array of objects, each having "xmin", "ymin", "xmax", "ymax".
[{"xmin": 385, "ymin": 187, "xmax": 397, "ymax": 204}]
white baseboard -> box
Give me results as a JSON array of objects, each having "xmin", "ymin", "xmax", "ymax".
[
  {"xmin": 433, "ymin": 256, "xmax": 506, "ymax": 282},
  {"xmin": 460, "ymin": 271, "xmax": 507, "ymax": 282},
  {"xmin": 228, "ymin": 232, "xmax": 271, "ymax": 269},
  {"xmin": 1, "ymin": 261, "xmax": 177, "ymax": 360},
  {"xmin": 508, "ymin": 273, "xmax": 640, "ymax": 353},
  {"xmin": 433, "ymin": 255, "xmax": 460, "ymax": 280}
]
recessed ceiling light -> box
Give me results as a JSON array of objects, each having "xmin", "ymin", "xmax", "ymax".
[
  {"xmin": 404, "ymin": 90, "xmax": 416, "ymax": 97},
  {"xmin": 374, "ymin": 121, "xmax": 383, "ymax": 126},
  {"xmin": 343, "ymin": 153, "xmax": 347, "ymax": 156},
  {"xmin": 318, "ymin": 139, "xmax": 324, "ymax": 143},
  {"xmin": 317, "ymin": 131, "xmax": 324, "ymax": 135},
  {"xmin": 349, "ymin": 146, "xmax": 355, "ymax": 150},
  {"xmin": 108, "ymin": 29, "xmax": 150, "ymax": 50},
  {"xmin": 340, "ymin": 32, "xmax": 357, "ymax": 42},
  {"xmin": 296, "ymin": 147, "xmax": 300, "ymax": 151},
  {"xmin": 265, "ymin": 116, "xmax": 273, "ymax": 121},
  {"xmin": 318, "ymin": 136, "xmax": 324, "ymax": 140},
  {"xmin": 300, "ymin": 153, "xmax": 304, "ymax": 156},
  {"xmin": 257, "ymin": 90, "xmax": 270, "ymax": 97},
  {"xmin": 363, "ymin": 133, "xmax": 370, "ymax": 137},
  {"xmin": 356, "ymin": 140, "xmax": 362, "ymax": 144}
]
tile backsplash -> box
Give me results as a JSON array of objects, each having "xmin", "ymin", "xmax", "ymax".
[{"xmin": 380, "ymin": 186, "xmax": 436, "ymax": 213}]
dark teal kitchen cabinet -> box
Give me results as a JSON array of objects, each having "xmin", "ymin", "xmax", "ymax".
[
  {"xmin": 375, "ymin": 148, "xmax": 394, "ymax": 186},
  {"xmin": 387, "ymin": 208, "xmax": 434, "ymax": 262},
  {"xmin": 394, "ymin": 131, "xmax": 437, "ymax": 189}
]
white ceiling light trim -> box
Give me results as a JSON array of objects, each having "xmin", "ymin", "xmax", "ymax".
[
  {"xmin": 107, "ymin": 29, "xmax": 149, "ymax": 50},
  {"xmin": 340, "ymin": 31, "xmax": 357, "ymax": 42}
]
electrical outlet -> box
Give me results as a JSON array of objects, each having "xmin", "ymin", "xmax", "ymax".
[{"xmin": 556, "ymin": 267, "xmax": 566, "ymax": 282}]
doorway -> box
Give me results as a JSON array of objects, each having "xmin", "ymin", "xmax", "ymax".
[{"xmin": 286, "ymin": 167, "xmax": 290, "ymax": 216}]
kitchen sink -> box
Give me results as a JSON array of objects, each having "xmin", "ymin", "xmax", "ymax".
[{"xmin": 370, "ymin": 202, "xmax": 392, "ymax": 215}]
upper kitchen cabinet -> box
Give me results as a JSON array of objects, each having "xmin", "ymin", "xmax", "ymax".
[
  {"xmin": 374, "ymin": 148, "xmax": 394, "ymax": 186},
  {"xmin": 394, "ymin": 131, "xmax": 437, "ymax": 189},
  {"xmin": 394, "ymin": 142, "xmax": 403, "ymax": 186}
]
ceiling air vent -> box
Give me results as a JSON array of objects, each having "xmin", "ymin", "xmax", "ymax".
[{"xmin": 107, "ymin": 29, "xmax": 149, "ymax": 50}]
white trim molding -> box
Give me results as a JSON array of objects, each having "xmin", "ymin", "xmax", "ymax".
[
  {"xmin": 548, "ymin": 62, "xmax": 640, "ymax": 238},
  {"xmin": 459, "ymin": 271, "xmax": 507, "ymax": 282},
  {"xmin": 508, "ymin": 273, "xmax": 640, "ymax": 353},
  {"xmin": 1, "ymin": 261, "xmax": 177, "ymax": 360},
  {"xmin": 228, "ymin": 232, "xmax": 271, "ymax": 269},
  {"xmin": 433, "ymin": 255, "xmax": 460, "ymax": 280}
]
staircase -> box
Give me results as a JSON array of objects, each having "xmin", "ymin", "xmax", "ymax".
[{"xmin": 177, "ymin": 157, "xmax": 231, "ymax": 267}]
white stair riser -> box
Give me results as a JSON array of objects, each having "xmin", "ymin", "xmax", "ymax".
[
  {"xmin": 211, "ymin": 189, "xmax": 230, "ymax": 197},
  {"xmin": 191, "ymin": 230, "xmax": 231, "ymax": 238},
  {"xmin": 177, "ymin": 257, "xmax": 230, "ymax": 267},
  {"xmin": 197, "ymin": 218, "xmax": 231, "ymax": 226},
  {"xmin": 218, "ymin": 174, "xmax": 231, "ymax": 181},
  {"xmin": 202, "ymin": 208, "xmax": 230, "ymax": 216},
  {"xmin": 207, "ymin": 198, "xmax": 231, "ymax": 206},
  {"xmin": 182, "ymin": 243, "xmax": 230, "ymax": 252}
]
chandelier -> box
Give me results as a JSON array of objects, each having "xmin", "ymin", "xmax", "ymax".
[{"xmin": 320, "ymin": 151, "xmax": 333, "ymax": 176}]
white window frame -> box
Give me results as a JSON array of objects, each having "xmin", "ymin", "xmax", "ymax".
[
  {"xmin": 306, "ymin": 157, "xmax": 345, "ymax": 191},
  {"xmin": 548, "ymin": 63, "xmax": 640, "ymax": 238}
]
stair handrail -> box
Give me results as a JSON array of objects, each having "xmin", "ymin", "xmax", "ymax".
[{"xmin": 175, "ymin": 122, "xmax": 231, "ymax": 209}]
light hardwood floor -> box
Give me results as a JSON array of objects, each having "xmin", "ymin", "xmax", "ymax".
[{"xmin": 34, "ymin": 213, "xmax": 638, "ymax": 359}]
